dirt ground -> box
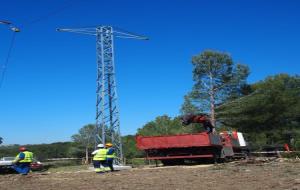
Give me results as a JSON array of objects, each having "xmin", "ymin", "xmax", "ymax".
[{"xmin": 1, "ymin": 159, "xmax": 300, "ymax": 190}]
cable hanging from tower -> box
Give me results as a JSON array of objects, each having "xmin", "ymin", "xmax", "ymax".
[
  {"xmin": 0, "ymin": 0, "xmax": 79, "ymax": 89},
  {"xmin": 0, "ymin": 21, "xmax": 19, "ymax": 89}
]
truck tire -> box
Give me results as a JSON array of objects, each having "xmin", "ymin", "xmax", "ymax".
[
  {"xmin": 161, "ymin": 159, "xmax": 184, "ymax": 166},
  {"xmin": 217, "ymin": 148, "xmax": 228, "ymax": 163}
]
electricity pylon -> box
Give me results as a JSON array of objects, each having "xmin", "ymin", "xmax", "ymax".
[{"xmin": 57, "ymin": 26, "xmax": 148, "ymax": 164}]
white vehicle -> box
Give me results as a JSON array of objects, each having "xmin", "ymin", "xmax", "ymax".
[
  {"xmin": 0, "ymin": 157, "xmax": 14, "ymax": 166},
  {"xmin": 0, "ymin": 157, "xmax": 44, "ymax": 172}
]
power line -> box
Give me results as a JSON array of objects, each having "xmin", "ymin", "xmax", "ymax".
[
  {"xmin": 0, "ymin": 32, "xmax": 17, "ymax": 89},
  {"xmin": 0, "ymin": 21, "xmax": 19, "ymax": 89},
  {"xmin": 22, "ymin": 0, "xmax": 78, "ymax": 27},
  {"xmin": 0, "ymin": 1, "xmax": 78, "ymax": 89}
]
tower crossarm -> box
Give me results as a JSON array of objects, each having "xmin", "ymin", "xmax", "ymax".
[{"xmin": 57, "ymin": 26, "xmax": 148, "ymax": 40}]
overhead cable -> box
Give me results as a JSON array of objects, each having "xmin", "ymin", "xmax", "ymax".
[{"xmin": 0, "ymin": 32, "xmax": 17, "ymax": 89}]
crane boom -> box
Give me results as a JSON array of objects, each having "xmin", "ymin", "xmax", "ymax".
[{"xmin": 181, "ymin": 114, "xmax": 215, "ymax": 133}]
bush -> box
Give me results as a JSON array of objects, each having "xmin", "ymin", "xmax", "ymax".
[{"xmin": 281, "ymin": 152, "xmax": 300, "ymax": 158}]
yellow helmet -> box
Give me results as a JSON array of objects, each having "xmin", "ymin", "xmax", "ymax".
[{"xmin": 105, "ymin": 143, "xmax": 113, "ymax": 147}]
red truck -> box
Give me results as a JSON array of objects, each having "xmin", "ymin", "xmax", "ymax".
[{"xmin": 136, "ymin": 114, "xmax": 248, "ymax": 165}]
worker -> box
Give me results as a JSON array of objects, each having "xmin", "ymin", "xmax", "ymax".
[
  {"xmin": 106, "ymin": 143, "xmax": 115, "ymax": 172},
  {"xmin": 92, "ymin": 144, "xmax": 110, "ymax": 173},
  {"xmin": 12, "ymin": 147, "xmax": 33, "ymax": 175},
  {"xmin": 91, "ymin": 145, "xmax": 100, "ymax": 156}
]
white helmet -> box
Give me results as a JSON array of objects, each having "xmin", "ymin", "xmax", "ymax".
[{"xmin": 97, "ymin": 144, "xmax": 104, "ymax": 148}]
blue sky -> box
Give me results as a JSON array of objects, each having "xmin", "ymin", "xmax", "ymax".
[{"xmin": 0, "ymin": 0, "xmax": 299, "ymax": 145}]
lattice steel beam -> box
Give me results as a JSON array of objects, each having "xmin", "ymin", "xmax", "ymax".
[{"xmin": 57, "ymin": 26, "xmax": 147, "ymax": 165}]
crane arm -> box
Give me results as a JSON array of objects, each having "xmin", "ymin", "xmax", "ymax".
[{"xmin": 181, "ymin": 114, "xmax": 215, "ymax": 133}]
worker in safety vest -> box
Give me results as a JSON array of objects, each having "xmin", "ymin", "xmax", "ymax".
[
  {"xmin": 92, "ymin": 144, "xmax": 110, "ymax": 173},
  {"xmin": 12, "ymin": 147, "xmax": 33, "ymax": 175},
  {"xmin": 106, "ymin": 143, "xmax": 115, "ymax": 171}
]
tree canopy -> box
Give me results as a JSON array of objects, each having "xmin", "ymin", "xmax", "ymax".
[
  {"xmin": 122, "ymin": 135, "xmax": 143, "ymax": 159},
  {"xmin": 71, "ymin": 124, "xmax": 96, "ymax": 163},
  {"xmin": 182, "ymin": 50, "xmax": 249, "ymax": 126},
  {"xmin": 137, "ymin": 115, "xmax": 205, "ymax": 136},
  {"xmin": 217, "ymin": 74, "xmax": 300, "ymax": 148}
]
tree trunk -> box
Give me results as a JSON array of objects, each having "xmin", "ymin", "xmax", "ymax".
[
  {"xmin": 209, "ymin": 73, "xmax": 216, "ymax": 127},
  {"xmin": 85, "ymin": 147, "xmax": 89, "ymax": 164},
  {"xmin": 210, "ymin": 93, "xmax": 216, "ymax": 127}
]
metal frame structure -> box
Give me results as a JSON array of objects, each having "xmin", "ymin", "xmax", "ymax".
[
  {"xmin": 57, "ymin": 26, "xmax": 147, "ymax": 164},
  {"xmin": 0, "ymin": 20, "xmax": 20, "ymax": 32}
]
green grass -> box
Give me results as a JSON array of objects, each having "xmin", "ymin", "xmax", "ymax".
[
  {"xmin": 126, "ymin": 158, "xmax": 161, "ymax": 167},
  {"xmin": 41, "ymin": 160, "xmax": 89, "ymax": 172}
]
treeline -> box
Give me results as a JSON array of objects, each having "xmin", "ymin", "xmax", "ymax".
[
  {"xmin": 0, "ymin": 142, "xmax": 76, "ymax": 160},
  {"xmin": 0, "ymin": 136, "xmax": 143, "ymax": 161},
  {"xmin": 217, "ymin": 74, "xmax": 300, "ymax": 149}
]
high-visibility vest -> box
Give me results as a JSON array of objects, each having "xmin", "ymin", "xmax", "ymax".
[
  {"xmin": 107, "ymin": 148, "xmax": 115, "ymax": 159},
  {"xmin": 16, "ymin": 151, "xmax": 33, "ymax": 163},
  {"xmin": 93, "ymin": 148, "xmax": 108, "ymax": 161}
]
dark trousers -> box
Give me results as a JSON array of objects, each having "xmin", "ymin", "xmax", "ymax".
[
  {"xmin": 93, "ymin": 160, "xmax": 109, "ymax": 173},
  {"xmin": 93, "ymin": 160, "xmax": 100, "ymax": 168},
  {"xmin": 107, "ymin": 159, "xmax": 114, "ymax": 171},
  {"xmin": 13, "ymin": 163, "xmax": 31, "ymax": 175}
]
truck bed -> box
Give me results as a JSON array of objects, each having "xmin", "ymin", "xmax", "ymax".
[
  {"xmin": 136, "ymin": 131, "xmax": 247, "ymax": 164},
  {"xmin": 136, "ymin": 132, "xmax": 222, "ymax": 150}
]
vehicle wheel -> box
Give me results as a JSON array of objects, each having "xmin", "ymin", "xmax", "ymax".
[
  {"xmin": 161, "ymin": 160, "xmax": 173, "ymax": 166},
  {"xmin": 242, "ymin": 150, "xmax": 250, "ymax": 160},
  {"xmin": 161, "ymin": 159, "xmax": 184, "ymax": 166},
  {"xmin": 212, "ymin": 153, "xmax": 220, "ymax": 164}
]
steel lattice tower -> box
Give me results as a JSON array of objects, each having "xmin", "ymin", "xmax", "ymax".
[{"xmin": 57, "ymin": 26, "xmax": 148, "ymax": 165}]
